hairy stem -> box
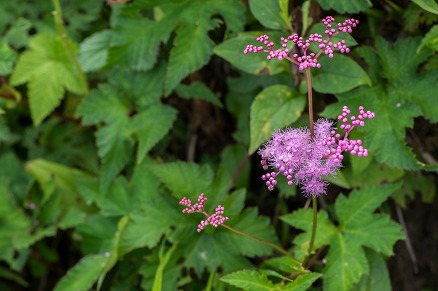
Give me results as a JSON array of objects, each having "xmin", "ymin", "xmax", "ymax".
[
  {"xmin": 52, "ymin": 0, "xmax": 89, "ymax": 95},
  {"xmin": 305, "ymin": 68, "xmax": 314, "ymax": 137},
  {"xmin": 220, "ymin": 223, "xmax": 299, "ymax": 262},
  {"xmin": 303, "ymin": 197, "xmax": 318, "ymax": 265}
]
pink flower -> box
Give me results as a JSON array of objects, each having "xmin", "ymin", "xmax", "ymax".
[
  {"xmin": 259, "ymin": 106, "xmax": 375, "ymax": 197},
  {"xmin": 180, "ymin": 194, "xmax": 229, "ymax": 232}
]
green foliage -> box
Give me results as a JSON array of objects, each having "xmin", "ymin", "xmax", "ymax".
[
  {"xmin": 249, "ymin": 85, "xmax": 306, "ymax": 153},
  {"xmin": 1, "ymin": 0, "xmax": 435, "ymax": 290},
  {"xmin": 282, "ymin": 184, "xmax": 404, "ymax": 291}
]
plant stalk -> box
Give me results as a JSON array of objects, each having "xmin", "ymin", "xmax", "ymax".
[
  {"xmin": 220, "ymin": 223, "xmax": 298, "ymax": 261},
  {"xmin": 305, "ymin": 68, "xmax": 314, "ymax": 137}
]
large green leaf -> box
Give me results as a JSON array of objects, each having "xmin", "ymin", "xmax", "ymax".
[
  {"xmin": 282, "ymin": 184, "xmax": 404, "ymax": 291},
  {"xmin": 10, "ymin": 34, "xmax": 86, "ymax": 125},
  {"xmin": 221, "ymin": 270, "xmax": 276, "ymax": 290},
  {"xmin": 78, "ymin": 30, "xmax": 111, "ymax": 72},
  {"xmin": 322, "ymin": 38, "xmax": 437, "ymax": 171},
  {"xmin": 249, "ymin": 85, "xmax": 306, "ymax": 154},
  {"xmin": 149, "ymin": 162, "xmax": 214, "ymax": 198},
  {"xmin": 317, "ymin": 0, "xmax": 372, "ymax": 13},
  {"xmin": 312, "ymin": 55, "xmax": 371, "ymax": 94},
  {"xmin": 412, "ymin": 0, "xmax": 438, "ymax": 14},
  {"xmin": 165, "ymin": 21, "xmax": 214, "ymax": 94},
  {"xmin": 132, "ymin": 104, "xmax": 177, "ymax": 164},
  {"xmin": 354, "ymin": 249, "xmax": 392, "ymax": 291},
  {"xmin": 248, "ymin": 0, "xmax": 291, "ymax": 30},
  {"xmin": 108, "ymin": 17, "xmax": 174, "ymax": 71},
  {"xmin": 53, "ymin": 254, "xmax": 109, "ymax": 291}
]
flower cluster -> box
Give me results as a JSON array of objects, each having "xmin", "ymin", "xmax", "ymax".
[
  {"xmin": 259, "ymin": 106, "xmax": 375, "ymax": 197},
  {"xmin": 243, "ymin": 16, "xmax": 359, "ymax": 70},
  {"xmin": 179, "ymin": 194, "xmax": 229, "ymax": 232}
]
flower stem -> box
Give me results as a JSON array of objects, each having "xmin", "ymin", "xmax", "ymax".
[
  {"xmin": 52, "ymin": 0, "xmax": 89, "ymax": 95},
  {"xmin": 220, "ymin": 223, "xmax": 299, "ymax": 262},
  {"xmin": 305, "ymin": 68, "xmax": 314, "ymax": 137},
  {"xmin": 303, "ymin": 197, "xmax": 318, "ymax": 265}
]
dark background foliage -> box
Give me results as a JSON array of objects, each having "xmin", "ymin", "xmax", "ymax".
[{"xmin": 0, "ymin": 0, "xmax": 437, "ymax": 290}]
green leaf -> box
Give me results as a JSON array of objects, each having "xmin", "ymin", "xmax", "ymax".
[
  {"xmin": 355, "ymin": 249, "xmax": 392, "ymax": 291},
  {"xmin": 165, "ymin": 22, "xmax": 213, "ymax": 94},
  {"xmin": 322, "ymin": 85, "xmax": 423, "ymax": 170},
  {"xmin": 152, "ymin": 244, "xmax": 177, "ymax": 291},
  {"xmin": 264, "ymin": 256, "xmax": 306, "ymax": 275},
  {"xmin": 78, "ymin": 30, "xmax": 111, "ymax": 72},
  {"xmin": 76, "ymin": 84, "xmax": 129, "ymax": 125},
  {"xmin": 132, "ymin": 104, "xmax": 177, "ymax": 164},
  {"xmin": 248, "ymin": 0, "xmax": 290, "ymax": 30},
  {"xmin": 53, "ymin": 254, "xmax": 109, "ymax": 291},
  {"xmin": 249, "ymin": 85, "xmax": 306, "ymax": 154},
  {"xmin": 221, "ymin": 270, "xmax": 275, "ymax": 290},
  {"xmin": 108, "ymin": 17, "xmax": 174, "ymax": 71},
  {"xmin": 280, "ymin": 272, "xmax": 321, "ymax": 291},
  {"xmin": 176, "ymin": 82, "xmax": 223, "ymax": 108},
  {"xmin": 0, "ymin": 41, "xmax": 17, "ymax": 75},
  {"xmin": 312, "ymin": 55, "xmax": 371, "ymax": 94},
  {"xmin": 121, "ymin": 195, "xmax": 179, "ymax": 252},
  {"xmin": 376, "ymin": 37, "xmax": 431, "ymax": 82},
  {"xmin": 335, "ymin": 184, "xmax": 400, "ymax": 229},
  {"xmin": 149, "ymin": 162, "xmax": 214, "ymax": 198},
  {"xmin": 323, "ymin": 233, "xmax": 368, "ymax": 291},
  {"xmin": 281, "ymin": 209, "xmax": 337, "ymax": 259},
  {"xmin": 412, "ymin": 0, "xmax": 438, "ymax": 14},
  {"xmin": 10, "ymin": 34, "xmax": 86, "ymax": 125},
  {"xmin": 418, "ymin": 25, "xmax": 438, "ymax": 52},
  {"xmin": 316, "ymin": 0, "xmax": 372, "ymax": 13},
  {"xmin": 214, "ymin": 32, "xmax": 286, "ymax": 75},
  {"xmin": 96, "ymin": 121, "xmax": 133, "ymax": 192}
]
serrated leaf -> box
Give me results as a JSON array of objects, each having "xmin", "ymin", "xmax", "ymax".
[
  {"xmin": 78, "ymin": 30, "xmax": 111, "ymax": 72},
  {"xmin": 132, "ymin": 104, "xmax": 177, "ymax": 164},
  {"xmin": 176, "ymin": 82, "xmax": 223, "ymax": 108},
  {"xmin": 412, "ymin": 0, "xmax": 438, "ymax": 14},
  {"xmin": 264, "ymin": 256, "xmax": 306, "ymax": 274},
  {"xmin": 323, "ymin": 234, "xmax": 368, "ymax": 291},
  {"xmin": 281, "ymin": 209, "xmax": 337, "ymax": 259},
  {"xmin": 108, "ymin": 17, "xmax": 174, "ymax": 71},
  {"xmin": 249, "ymin": 85, "xmax": 306, "ymax": 154},
  {"xmin": 165, "ymin": 22, "xmax": 213, "ymax": 94},
  {"xmin": 317, "ymin": 0, "xmax": 372, "ymax": 13},
  {"xmin": 376, "ymin": 37, "xmax": 431, "ymax": 82},
  {"xmin": 221, "ymin": 270, "xmax": 276, "ymax": 290},
  {"xmin": 214, "ymin": 33, "xmax": 286, "ymax": 75},
  {"xmin": 248, "ymin": 0, "xmax": 290, "ymax": 30},
  {"xmin": 10, "ymin": 34, "xmax": 86, "ymax": 125},
  {"xmin": 322, "ymin": 86, "xmax": 422, "ymax": 170},
  {"xmin": 76, "ymin": 83, "xmax": 129, "ymax": 125},
  {"xmin": 121, "ymin": 196, "xmax": 179, "ymax": 252},
  {"xmin": 0, "ymin": 41, "xmax": 17, "ymax": 75},
  {"xmin": 96, "ymin": 121, "xmax": 133, "ymax": 192},
  {"xmin": 335, "ymin": 184, "xmax": 400, "ymax": 229},
  {"xmin": 335, "ymin": 184, "xmax": 404, "ymax": 256},
  {"xmin": 53, "ymin": 254, "xmax": 109, "ymax": 291},
  {"xmin": 280, "ymin": 272, "xmax": 321, "ymax": 291},
  {"xmin": 418, "ymin": 25, "xmax": 438, "ymax": 52},
  {"xmin": 312, "ymin": 55, "xmax": 371, "ymax": 94},
  {"xmin": 355, "ymin": 249, "xmax": 392, "ymax": 291},
  {"xmin": 149, "ymin": 162, "xmax": 214, "ymax": 198}
]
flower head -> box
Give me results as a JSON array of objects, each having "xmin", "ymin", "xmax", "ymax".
[
  {"xmin": 259, "ymin": 106, "xmax": 375, "ymax": 197},
  {"xmin": 244, "ymin": 16, "xmax": 359, "ymax": 70},
  {"xmin": 180, "ymin": 194, "xmax": 229, "ymax": 232}
]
